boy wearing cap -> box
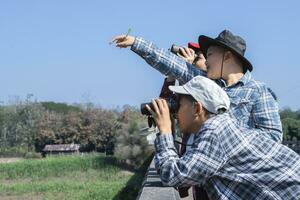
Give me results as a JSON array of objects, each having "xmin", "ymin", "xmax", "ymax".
[
  {"xmin": 111, "ymin": 30, "xmax": 282, "ymax": 143},
  {"xmin": 147, "ymin": 76, "xmax": 300, "ymax": 200},
  {"xmin": 159, "ymin": 42, "xmax": 207, "ymax": 199}
]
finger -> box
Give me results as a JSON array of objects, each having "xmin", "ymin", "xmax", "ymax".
[
  {"xmin": 156, "ymin": 99, "xmax": 165, "ymax": 114},
  {"xmin": 116, "ymin": 41, "xmax": 129, "ymax": 48},
  {"xmin": 162, "ymin": 99, "xmax": 170, "ymax": 114},
  {"xmin": 110, "ymin": 35, "xmax": 125, "ymax": 44},
  {"xmin": 185, "ymin": 47, "xmax": 194, "ymax": 58},
  {"xmin": 111, "ymin": 35, "xmax": 128, "ymax": 45},
  {"xmin": 184, "ymin": 47, "xmax": 191, "ymax": 57},
  {"xmin": 161, "ymin": 99, "xmax": 168, "ymax": 110},
  {"xmin": 151, "ymin": 99, "xmax": 160, "ymax": 115},
  {"xmin": 179, "ymin": 47, "xmax": 188, "ymax": 58},
  {"xmin": 157, "ymin": 98, "xmax": 167, "ymax": 109},
  {"xmin": 176, "ymin": 53, "xmax": 186, "ymax": 59},
  {"xmin": 145, "ymin": 104, "xmax": 155, "ymax": 116}
]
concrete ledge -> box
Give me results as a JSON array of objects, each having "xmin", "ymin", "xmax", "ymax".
[{"xmin": 137, "ymin": 158, "xmax": 181, "ymax": 200}]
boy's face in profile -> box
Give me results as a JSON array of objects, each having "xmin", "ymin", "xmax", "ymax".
[{"xmin": 177, "ymin": 96, "xmax": 197, "ymax": 134}]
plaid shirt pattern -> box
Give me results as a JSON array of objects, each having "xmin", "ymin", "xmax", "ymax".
[
  {"xmin": 131, "ymin": 37, "xmax": 282, "ymax": 142},
  {"xmin": 154, "ymin": 113, "xmax": 300, "ymax": 199}
]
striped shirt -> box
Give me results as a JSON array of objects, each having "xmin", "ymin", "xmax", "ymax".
[
  {"xmin": 131, "ymin": 37, "xmax": 282, "ymax": 142},
  {"xmin": 154, "ymin": 113, "xmax": 300, "ymax": 199}
]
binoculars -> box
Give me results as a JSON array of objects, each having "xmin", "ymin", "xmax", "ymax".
[{"xmin": 140, "ymin": 97, "xmax": 179, "ymax": 128}]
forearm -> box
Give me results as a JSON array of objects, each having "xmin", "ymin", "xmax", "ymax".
[
  {"xmin": 154, "ymin": 134, "xmax": 200, "ymax": 187},
  {"xmin": 154, "ymin": 133, "xmax": 219, "ymax": 187},
  {"xmin": 131, "ymin": 37, "xmax": 207, "ymax": 84}
]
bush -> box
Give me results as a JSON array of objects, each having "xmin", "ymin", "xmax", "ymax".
[
  {"xmin": 24, "ymin": 151, "xmax": 42, "ymax": 159},
  {"xmin": 115, "ymin": 120, "xmax": 153, "ymax": 170},
  {"xmin": 0, "ymin": 147, "xmax": 28, "ymax": 158}
]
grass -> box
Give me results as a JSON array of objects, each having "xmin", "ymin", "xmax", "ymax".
[{"xmin": 0, "ymin": 153, "xmax": 152, "ymax": 200}]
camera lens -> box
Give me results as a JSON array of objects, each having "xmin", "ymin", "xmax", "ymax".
[
  {"xmin": 170, "ymin": 44, "xmax": 180, "ymax": 55},
  {"xmin": 140, "ymin": 98, "xmax": 179, "ymax": 116},
  {"xmin": 140, "ymin": 102, "xmax": 153, "ymax": 116}
]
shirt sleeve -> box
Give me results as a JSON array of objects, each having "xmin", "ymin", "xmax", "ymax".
[
  {"xmin": 154, "ymin": 128, "xmax": 225, "ymax": 187},
  {"xmin": 252, "ymin": 86, "xmax": 283, "ymax": 142},
  {"xmin": 131, "ymin": 37, "xmax": 207, "ymax": 84}
]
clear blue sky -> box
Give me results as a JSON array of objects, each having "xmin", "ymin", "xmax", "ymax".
[{"xmin": 0, "ymin": 0, "xmax": 299, "ymax": 110}]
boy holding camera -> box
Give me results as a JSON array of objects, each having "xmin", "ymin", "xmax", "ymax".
[{"xmin": 147, "ymin": 76, "xmax": 300, "ymax": 199}]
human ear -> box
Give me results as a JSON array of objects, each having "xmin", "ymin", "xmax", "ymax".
[{"xmin": 194, "ymin": 102, "xmax": 203, "ymax": 117}]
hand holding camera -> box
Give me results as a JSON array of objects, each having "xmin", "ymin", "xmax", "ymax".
[
  {"xmin": 145, "ymin": 99, "xmax": 173, "ymax": 134},
  {"xmin": 171, "ymin": 45, "xmax": 196, "ymax": 64}
]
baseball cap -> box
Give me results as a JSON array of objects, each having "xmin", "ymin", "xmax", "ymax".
[{"xmin": 169, "ymin": 76, "xmax": 230, "ymax": 114}]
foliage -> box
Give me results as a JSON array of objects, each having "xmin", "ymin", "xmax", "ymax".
[
  {"xmin": 115, "ymin": 107, "xmax": 153, "ymax": 169},
  {"xmin": 0, "ymin": 96, "xmax": 152, "ymax": 168},
  {"xmin": 280, "ymin": 108, "xmax": 300, "ymax": 141}
]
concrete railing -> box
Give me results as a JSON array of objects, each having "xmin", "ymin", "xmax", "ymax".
[{"xmin": 136, "ymin": 158, "xmax": 181, "ymax": 200}]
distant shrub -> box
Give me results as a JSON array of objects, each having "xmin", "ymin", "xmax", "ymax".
[
  {"xmin": 115, "ymin": 120, "xmax": 153, "ymax": 170},
  {"xmin": 24, "ymin": 152, "xmax": 42, "ymax": 159},
  {"xmin": 0, "ymin": 147, "xmax": 28, "ymax": 157}
]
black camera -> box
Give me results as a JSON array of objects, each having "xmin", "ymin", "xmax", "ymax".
[
  {"xmin": 140, "ymin": 97, "xmax": 179, "ymax": 128},
  {"xmin": 170, "ymin": 44, "xmax": 181, "ymax": 55},
  {"xmin": 140, "ymin": 97, "xmax": 179, "ymax": 116}
]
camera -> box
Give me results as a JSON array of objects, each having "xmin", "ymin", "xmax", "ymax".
[
  {"xmin": 140, "ymin": 97, "xmax": 179, "ymax": 128},
  {"xmin": 170, "ymin": 44, "xmax": 181, "ymax": 55},
  {"xmin": 140, "ymin": 97, "xmax": 179, "ymax": 116}
]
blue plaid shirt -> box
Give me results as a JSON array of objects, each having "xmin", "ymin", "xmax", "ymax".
[
  {"xmin": 154, "ymin": 113, "xmax": 300, "ymax": 199},
  {"xmin": 131, "ymin": 37, "xmax": 282, "ymax": 142}
]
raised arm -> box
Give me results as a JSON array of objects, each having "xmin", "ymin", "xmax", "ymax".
[{"xmin": 111, "ymin": 35, "xmax": 207, "ymax": 84}]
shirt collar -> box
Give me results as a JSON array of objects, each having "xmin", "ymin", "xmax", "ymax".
[
  {"xmin": 217, "ymin": 71, "xmax": 252, "ymax": 88},
  {"xmin": 239, "ymin": 71, "xmax": 252, "ymax": 85}
]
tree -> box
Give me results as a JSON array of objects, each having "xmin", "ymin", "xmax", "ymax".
[
  {"xmin": 282, "ymin": 118, "xmax": 300, "ymax": 140},
  {"xmin": 115, "ymin": 108, "xmax": 153, "ymax": 169}
]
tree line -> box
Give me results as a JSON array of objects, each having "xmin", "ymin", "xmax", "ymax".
[
  {"xmin": 0, "ymin": 96, "xmax": 152, "ymax": 169},
  {"xmin": 280, "ymin": 108, "xmax": 300, "ymax": 141},
  {"xmin": 0, "ymin": 95, "xmax": 299, "ymax": 164}
]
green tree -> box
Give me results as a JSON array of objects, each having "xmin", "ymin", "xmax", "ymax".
[
  {"xmin": 115, "ymin": 119, "xmax": 153, "ymax": 169},
  {"xmin": 282, "ymin": 118, "xmax": 300, "ymax": 140}
]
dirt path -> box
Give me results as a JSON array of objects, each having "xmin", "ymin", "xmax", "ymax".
[{"xmin": 0, "ymin": 158, "xmax": 23, "ymax": 164}]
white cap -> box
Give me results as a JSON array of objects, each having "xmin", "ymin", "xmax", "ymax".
[{"xmin": 169, "ymin": 76, "xmax": 230, "ymax": 114}]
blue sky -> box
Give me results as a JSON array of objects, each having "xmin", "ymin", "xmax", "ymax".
[{"xmin": 0, "ymin": 0, "xmax": 299, "ymax": 110}]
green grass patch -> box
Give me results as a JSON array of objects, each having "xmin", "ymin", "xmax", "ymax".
[{"xmin": 0, "ymin": 153, "xmax": 152, "ymax": 200}]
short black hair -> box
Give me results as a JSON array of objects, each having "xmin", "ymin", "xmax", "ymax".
[
  {"xmin": 178, "ymin": 94, "xmax": 214, "ymax": 115},
  {"xmin": 178, "ymin": 94, "xmax": 196, "ymax": 103}
]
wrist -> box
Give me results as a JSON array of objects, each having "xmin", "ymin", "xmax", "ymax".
[
  {"xmin": 131, "ymin": 36, "xmax": 136, "ymax": 46},
  {"xmin": 159, "ymin": 127, "xmax": 172, "ymax": 135},
  {"xmin": 130, "ymin": 36, "xmax": 139, "ymax": 50}
]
